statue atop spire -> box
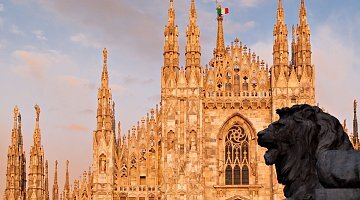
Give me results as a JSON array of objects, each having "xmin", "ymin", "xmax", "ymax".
[
  {"xmin": 101, "ymin": 48, "xmax": 109, "ymax": 89},
  {"xmin": 103, "ymin": 48, "xmax": 108, "ymax": 64},
  {"xmin": 33, "ymin": 104, "xmax": 41, "ymax": 146},
  {"xmin": 35, "ymin": 104, "xmax": 40, "ymax": 122}
]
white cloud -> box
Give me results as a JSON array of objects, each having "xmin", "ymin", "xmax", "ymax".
[
  {"xmin": 313, "ymin": 24, "xmax": 360, "ymax": 131},
  {"xmin": 70, "ymin": 33, "xmax": 101, "ymax": 49},
  {"xmin": 0, "ymin": 17, "xmax": 3, "ymax": 27},
  {"xmin": 32, "ymin": 30, "xmax": 47, "ymax": 41},
  {"xmin": 224, "ymin": 20, "xmax": 256, "ymax": 35},
  {"xmin": 12, "ymin": 50, "xmax": 68, "ymax": 79},
  {"xmin": 239, "ymin": 0, "xmax": 263, "ymax": 7},
  {"xmin": 0, "ymin": 4, "xmax": 4, "ymax": 12},
  {"xmin": 110, "ymin": 84, "xmax": 125, "ymax": 96},
  {"xmin": 59, "ymin": 75, "xmax": 94, "ymax": 89},
  {"xmin": 11, "ymin": 25, "xmax": 25, "ymax": 36},
  {"xmin": 251, "ymin": 40, "xmax": 272, "ymax": 64}
]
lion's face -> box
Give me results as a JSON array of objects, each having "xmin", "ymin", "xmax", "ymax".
[{"xmin": 257, "ymin": 116, "xmax": 298, "ymax": 166}]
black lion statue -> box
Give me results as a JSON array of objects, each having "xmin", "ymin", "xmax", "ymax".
[{"xmin": 258, "ymin": 104, "xmax": 360, "ymax": 200}]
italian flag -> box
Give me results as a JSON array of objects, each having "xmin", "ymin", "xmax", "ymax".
[{"xmin": 217, "ymin": 7, "xmax": 229, "ymax": 15}]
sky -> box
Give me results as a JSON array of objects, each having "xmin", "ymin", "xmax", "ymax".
[{"xmin": 0, "ymin": 0, "xmax": 360, "ymax": 195}]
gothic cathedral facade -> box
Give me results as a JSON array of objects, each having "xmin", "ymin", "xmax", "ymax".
[
  {"xmin": 91, "ymin": 0, "xmax": 315, "ymax": 199},
  {"xmin": 4, "ymin": 0, "xmax": 318, "ymax": 200}
]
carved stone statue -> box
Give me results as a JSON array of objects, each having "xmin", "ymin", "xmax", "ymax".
[
  {"xmin": 258, "ymin": 104, "xmax": 360, "ymax": 200},
  {"xmin": 34, "ymin": 104, "xmax": 40, "ymax": 122}
]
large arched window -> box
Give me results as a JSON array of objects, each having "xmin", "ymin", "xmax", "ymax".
[{"xmin": 225, "ymin": 124, "xmax": 249, "ymax": 185}]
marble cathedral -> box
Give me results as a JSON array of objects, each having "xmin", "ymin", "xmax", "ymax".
[{"xmin": 4, "ymin": 0, "xmax": 360, "ymax": 200}]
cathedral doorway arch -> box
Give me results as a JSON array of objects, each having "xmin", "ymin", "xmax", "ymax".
[{"xmin": 217, "ymin": 113, "xmax": 257, "ymax": 186}]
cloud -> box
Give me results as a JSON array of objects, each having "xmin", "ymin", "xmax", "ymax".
[
  {"xmin": 59, "ymin": 75, "xmax": 94, "ymax": 89},
  {"xmin": 11, "ymin": 25, "xmax": 25, "ymax": 36},
  {"xmin": 0, "ymin": 39, "xmax": 6, "ymax": 49},
  {"xmin": 239, "ymin": 0, "xmax": 263, "ymax": 7},
  {"xmin": 33, "ymin": 0, "xmax": 164, "ymax": 63},
  {"xmin": 32, "ymin": 30, "xmax": 47, "ymax": 41},
  {"xmin": 61, "ymin": 124, "xmax": 89, "ymax": 132},
  {"xmin": 70, "ymin": 33, "xmax": 101, "ymax": 49},
  {"xmin": 0, "ymin": 17, "xmax": 3, "ymax": 27},
  {"xmin": 79, "ymin": 109, "xmax": 94, "ymax": 115},
  {"xmin": 147, "ymin": 94, "xmax": 160, "ymax": 102},
  {"xmin": 313, "ymin": 23, "xmax": 360, "ymax": 131},
  {"xmin": 251, "ymin": 40, "xmax": 273, "ymax": 64},
  {"xmin": 0, "ymin": 4, "xmax": 4, "ymax": 12},
  {"xmin": 12, "ymin": 50, "xmax": 68, "ymax": 79},
  {"xmin": 110, "ymin": 84, "xmax": 125, "ymax": 96},
  {"xmin": 224, "ymin": 20, "xmax": 256, "ymax": 35},
  {"xmin": 12, "ymin": 50, "xmax": 50, "ymax": 79},
  {"xmin": 123, "ymin": 75, "xmax": 155, "ymax": 85}
]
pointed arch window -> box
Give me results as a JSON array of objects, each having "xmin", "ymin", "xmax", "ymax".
[{"xmin": 225, "ymin": 124, "xmax": 249, "ymax": 185}]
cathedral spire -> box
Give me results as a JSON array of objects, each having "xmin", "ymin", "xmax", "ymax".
[
  {"xmin": 215, "ymin": 14, "xmax": 225, "ymax": 55},
  {"xmin": 163, "ymin": 0, "xmax": 179, "ymax": 89},
  {"xmin": 273, "ymin": 0, "xmax": 289, "ymax": 76},
  {"xmin": 185, "ymin": 0, "xmax": 201, "ymax": 85},
  {"xmin": 353, "ymin": 99, "xmax": 359, "ymax": 149},
  {"xmin": 295, "ymin": 0, "xmax": 311, "ymax": 67},
  {"xmin": 52, "ymin": 160, "xmax": 59, "ymax": 200},
  {"xmin": 276, "ymin": 0, "xmax": 284, "ymax": 23},
  {"xmin": 28, "ymin": 104, "xmax": 45, "ymax": 199},
  {"xmin": 299, "ymin": 0, "xmax": 307, "ymax": 25},
  {"xmin": 5, "ymin": 106, "xmax": 26, "ymax": 200},
  {"xmin": 96, "ymin": 48, "xmax": 113, "ymax": 131},
  {"xmin": 45, "ymin": 160, "xmax": 50, "ymax": 200},
  {"xmin": 63, "ymin": 160, "xmax": 70, "ymax": 200}
]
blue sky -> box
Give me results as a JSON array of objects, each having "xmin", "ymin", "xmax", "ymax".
[{"xmin": 0, "ymin": 0, "xmax": 359, "ymax": 194}]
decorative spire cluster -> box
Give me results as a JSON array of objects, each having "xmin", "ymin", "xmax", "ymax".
[
  {"xmin": 163, "ymin": 0, "xmax": 180, "ymax": 88},
  {"xmin": 4, "ymin": 106, "xmax": 26, "ymax": 200}
]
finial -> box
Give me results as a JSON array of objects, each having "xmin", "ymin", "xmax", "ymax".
[{"xmin": 190, "ymin": 0, "xmax": 197, "ymax": 22}]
